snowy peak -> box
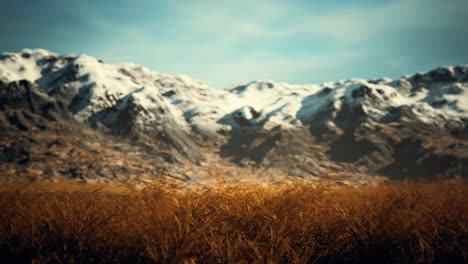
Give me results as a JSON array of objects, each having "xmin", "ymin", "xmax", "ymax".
[
  {"xmin": 408, "ymin": 66, "xmax": 468, "ymax": 84},
  {"xmin": 0, "ymin": 49, "xmax": 208, "ymax": 162}
]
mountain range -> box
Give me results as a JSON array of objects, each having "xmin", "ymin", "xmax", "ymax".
[{"xmin": 1, "ymin": 49, "xmax": 467, "ymax": 183}]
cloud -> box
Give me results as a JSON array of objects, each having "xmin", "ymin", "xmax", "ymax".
[
  {"xmin": 6, "ymin": 0, "xmax": 463, "ymax": 87},
  {"xmin": 281, "ymin": 0, "xmax": 468, "ymax": 45},
  {"xmin": 163, "ymin": 0, "xmax": 298, "ymax": 43},
  {"xmin": 126, "ymin": 0, "xmax": 466, "ymax": 86}
]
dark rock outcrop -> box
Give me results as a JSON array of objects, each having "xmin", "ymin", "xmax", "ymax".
[{"xmin": 0, "ymin": 80, "xmax": 69, "ymax": 121}]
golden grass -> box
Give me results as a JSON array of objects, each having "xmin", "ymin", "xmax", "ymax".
[{"xmin": 0, "ymin": 179, "xmax": 466, "ymax": 263}]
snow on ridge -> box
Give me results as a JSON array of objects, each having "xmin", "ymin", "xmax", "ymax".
[
  {"xmin": 18, "ymin": 48, "xmax": 59, "ymax": 58},
  {"xmin": 0, "ymin": 49, "xmax": 467, "ymax": 135}
]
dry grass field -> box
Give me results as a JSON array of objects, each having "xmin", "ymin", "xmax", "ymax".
[{"xmin": 0, "ymin": 178, "xmax": 466, "ymax": 263}]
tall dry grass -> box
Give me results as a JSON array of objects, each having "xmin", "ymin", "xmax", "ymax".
[{"xmin": 0, "ymin": 179, "xmax": 466, "ymax": 263}]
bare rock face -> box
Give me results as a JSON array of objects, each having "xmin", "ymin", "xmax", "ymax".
[{"xmin": 89, "ymin": 92, "xmax": 203, "ymax": 163}]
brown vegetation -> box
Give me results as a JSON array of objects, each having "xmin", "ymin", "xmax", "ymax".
[{"xmin": 0, "ymin": 179, "xmax": 466, "ymax": 263}]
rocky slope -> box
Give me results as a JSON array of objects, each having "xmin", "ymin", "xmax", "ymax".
[
  {"xmin": 1, "ymin": 48, "xmax": 467, "ymax": 182},
  {"xmin": 0, "ymin": 80, "xmax": 173, "ymax": 183}
]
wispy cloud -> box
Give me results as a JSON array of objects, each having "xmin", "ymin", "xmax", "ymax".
[
  {"xmin": 131, "ymin": 0, "xmax": 468, "ymax": 86},
  {"xmin": 291, "ymin": 0, "xmax": 468, "ymax": 44}
]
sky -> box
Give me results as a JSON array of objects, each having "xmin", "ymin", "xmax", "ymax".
[{"xmin": 1, "ymin": 0, "xmax": 467, "ymax": 88}]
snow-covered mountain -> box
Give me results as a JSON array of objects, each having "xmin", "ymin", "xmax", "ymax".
[
  {"xmin": 1, "ymin": 49, "xmax": 467, "ymax": 134},
  {"xmin": 1, "ymin": 48, "xmax": 467, "ymax": 180}
]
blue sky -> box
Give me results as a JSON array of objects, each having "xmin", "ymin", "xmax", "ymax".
[{"xmin": 1, "ymin": 0, "xmax": 467, "ymax": 87}]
